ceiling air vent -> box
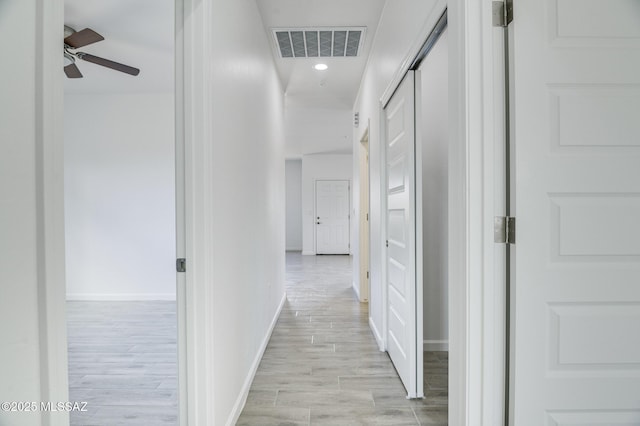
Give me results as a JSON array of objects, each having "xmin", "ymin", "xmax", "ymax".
[{"xmin": 272, "ymin": 27, "xmax": 366, "ymax": 59}]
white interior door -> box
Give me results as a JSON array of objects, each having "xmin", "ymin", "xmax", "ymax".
[
  {"xmin": 511, "ymin": 0, "xmax": 640, "ymax": 423},
  {"xmin": 315, "ymin": 180, "xmax": 350, "ymax": 254},
  {"xmin": 384, "ymin": 72, "xmax": 422, "ymax": 398}
]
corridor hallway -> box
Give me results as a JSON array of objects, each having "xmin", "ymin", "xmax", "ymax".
[{"xmin": 237, "ymin": 253, "xmax": 448, "ymax": 425}]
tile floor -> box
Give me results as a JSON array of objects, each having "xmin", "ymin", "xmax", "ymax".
[
  {"xmin": 237, "ymin": 252, "xmax": 448, "ymax": 425},
  {"xmin": 66, "ymin": 253, "xmax": 447, "ymax": 425},
  {"xmin": 67, "ymin": 301, "xmax": 178, "ymax": 425}
]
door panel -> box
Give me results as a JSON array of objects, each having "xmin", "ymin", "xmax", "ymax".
[
  {"xmin": 511, "ymin": 0, "xmax": 640, "ymax": 422},
  {"xmin": 316, "ymin": 180, "xmax": 350, "ymax": 254},
  {"xmin": 384, "ymin": 72, "xmax": 421, "ymax": 397}
]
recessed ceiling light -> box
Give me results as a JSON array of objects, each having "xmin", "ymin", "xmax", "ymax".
[{"xmin": 314, "ymin": 63, "xmax": 328, "ymax": 71}]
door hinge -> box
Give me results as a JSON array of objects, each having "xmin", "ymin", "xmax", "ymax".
[
  {"xmin": 366, "ymin": 271, "xmax": 369, "ymax": 279},
  {"xmin": 366, "ymin": 213, "xmax": 369, "ymax": 221},
  {"xmin": 386, "ymin": 240, "xmax": 389, "ymax": 247},
  {"xmin": 492, "ymin": 0, "xmax": 513, "ymax": 27},
  {"xmin": 494, "ymin": 216, "xmax": 516, "ymax": 244},
  {"xmin": 176, "ymin": 258, "xmax": 186, "ymax": 273}
]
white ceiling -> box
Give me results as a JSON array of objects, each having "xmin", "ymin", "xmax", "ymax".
[
  {"xmin": 64, "ymin": 0, "xmax": 386, "ymax": 156},
  {"xmin": 64, "ymin": 0, "xmax": 174, "ymax": 94},
  {"xmin": 255, "ymin": 0, "xmax": 386, "ymax": 109},
  {"xmin": 64, "ymin": 0, "xmax": 386, "ymax": 103}
]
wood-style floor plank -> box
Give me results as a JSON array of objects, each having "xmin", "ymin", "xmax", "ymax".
[
  {"xmin": 66, "ymin": 301, "xmax": 178, "ymax": 425},
  {"xmin": 67, "ymin": 253, "xmax": 448, "ymax": 425},
  {"xmin": 238, "ymin": 253, "xmax": 448, "ymax": 425}
]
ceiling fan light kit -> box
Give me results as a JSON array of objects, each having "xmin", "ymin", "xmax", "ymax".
[{"xmin": 63, "ymin": 25, "xmax": 140, "ymax": 79}]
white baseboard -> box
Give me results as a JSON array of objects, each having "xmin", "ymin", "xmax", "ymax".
[
  {"xmin": 352, "ymin": 280, "xmax": 360, "ymax": 300},
  {"xmin": 423, "ymin": 340, "xmax": 449, "ymax": 351},
  {"xmin": 66, "ymin": 293, "xmax": 176, "ymax": 301},
  {"xmin": 369, "ymin": 317, "xmax": 385, "ymax": 351},
  {"xmin": 227, "ymin": 292, "xmax": 287, "ymax": 426},
  {"xmin": 301, "ymin": 251, "xmax": 315, "ymax": 256}
]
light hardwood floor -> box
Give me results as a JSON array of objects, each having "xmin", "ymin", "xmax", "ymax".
[
  {"xmin": 67, "ymin": 301, "xmax": 178, "ymax": 425},
  {"xmin": 66, "ymin": 253, "xmax": 447, "ymax": 425},
  {"xmin": 237, "ymin": 252, "xmax": 448, "ymax": 425}
]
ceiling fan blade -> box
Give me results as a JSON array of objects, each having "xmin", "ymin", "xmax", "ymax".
[
  {"xmin": 64, "ymin": 28, "xmax": 104, "ymax": 49},
  {"xmin": 78, "ymin": 53, "xmax": 140, "ymax": 76},
  {"xmin": 64, "ymin": 63, "xmax": 83, "ymax": 78}
]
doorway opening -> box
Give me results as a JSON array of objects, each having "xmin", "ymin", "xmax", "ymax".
[{"xmin": 62, "ymin": 0, "xmax": 178, "ymax": 424}]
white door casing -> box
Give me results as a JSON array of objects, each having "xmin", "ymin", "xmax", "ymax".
[
  {"xmin": 360, "ymin": 130, "xmax": 370, "ymax": 302},
  {"xmin": 315, "ymin": 180, "xmax": 350, "ymax": 254},
  {"xmin": 511, "ymin": 0, "xmax": 640, "ymax": 423},
  {"xmin": 384, "ymin": 72, "xmax": 423, "ymax": 398}
]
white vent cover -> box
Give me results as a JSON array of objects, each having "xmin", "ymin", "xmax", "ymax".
[{"xmin": 272, "ymin": 27, "xmax": 366, "ymax": 58}]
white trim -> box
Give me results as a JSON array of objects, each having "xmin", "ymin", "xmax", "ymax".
[
  {"xmin": 379, "ymin": 98, "xmax": 389, "ymax": 352},
  {"xmin": 414, "ymin": 68, "xmax": 425, "ymax": 400},
  {"xmin": 65, "ymin": 293, "xmax": 177, "ymax": 301},
  {"xmin": 424, "ymin": 340, "xmax": 449, "ymax": 352},
  {"xmin": 227, "ymin": 293, "xmax": 287, "ymax": 426},
  {"xmin": 369, "ymin": 316, "xmax": 385, "ymax": 351},
  {"xmin": 448, "ymin": 0, "xmax": 503, "ymax": 424},
  {"xmin": 302, "ymin": 250, "xmax": 316, "ymax": 256},
  {"xmin": 180, "ymin": 0, "xmax": 215, "ymax": 423},
  {"xmin": 174, "ymin": 0, "xmax": 188, "ymax": 423},
  {"xmin": 37, "ymin": 0, "xmax": 69, "ymax": 423},
  {"xmin": 352, "ymin": 280, "xmax": 361, "ymax": 300},
  {"xmin": 448, "ymin": 0, "xmax": 470, "ymax": 422}
]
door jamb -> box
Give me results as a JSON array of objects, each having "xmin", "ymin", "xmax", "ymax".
[
  {"xmin": 39, "ymin": 0, "xmax": 194, "ymax": 423},
  {"xmin": 359, "ymin": 125, "xmax": 371, "ymax": 302}
]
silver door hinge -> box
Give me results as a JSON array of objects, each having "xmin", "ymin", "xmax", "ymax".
[
  {"xmin": 494, "ymin": 216, "xmax": 516, "ymax": 244},
  {"xmin": 366, "ymin": 271, "xmax": 369, "ymax": 279},
  {"xmin": 366, "ymin": 213, "xmax": 369, "ymax": 221},
  {"xmin": 176, "ymin": 258, "xmax": 186, "ymax": 273},
  {"xmin": 492, "ymin": 0, "xmax": 513, "ymax": 27}
]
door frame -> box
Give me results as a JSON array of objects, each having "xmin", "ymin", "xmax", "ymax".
[
  {"xmin": 39, "ymin": 0, "xmax": 501, "ymax": 424},
  {"xmin": 359, "ymin": 125, "xmax": 370, "ymax": 302},
  {"xmin": 35, "ymin": 0, "xmax": 198, "ymax": 423}
]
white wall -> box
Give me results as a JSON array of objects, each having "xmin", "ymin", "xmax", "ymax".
[
  {"xmin": 285, "ymin": 100, "xmax": 352, "ymax": 157},
  {"xmin": 301, "ymin": 154, "xmax": 353, "ymax": 255},
  {"xmin": 206, "ymin": 0, "xmax": 286, "ymax": 424},
  {"xmin": 352, "ymin": 0, "xmax": 441, "ymax": 346},
  {"xmin": 285, "ymin": 159, "xmax": 303, "ymax": 251},
  {"xmin": 64, "ymin": 93, "xmax": 176, "ymax": 300},
  {"xmin": 418, "ymin": 29, "xmax": 449, "ymax": 350},
  {"xmin": 0, "ymin": 1, "xmax": 68, "ymax": 424}
]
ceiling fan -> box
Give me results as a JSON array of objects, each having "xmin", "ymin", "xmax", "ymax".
[{"xmin": 63, "ymin": 25, "xmax": 140, "ymax": 78}]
